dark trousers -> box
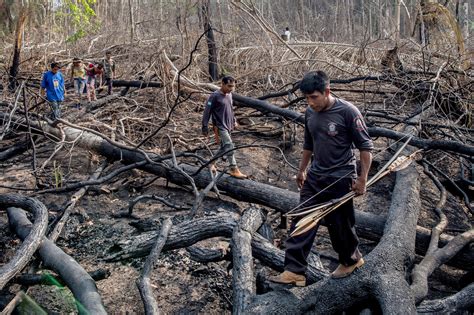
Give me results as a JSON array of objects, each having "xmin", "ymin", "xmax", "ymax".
[
  {"xmin": 105, "ymin": 77, "xmax": 113, "ymax": 95},
  {"xmin": 284, "ymin": 172, "xmax": 362, "ymax": 275}
]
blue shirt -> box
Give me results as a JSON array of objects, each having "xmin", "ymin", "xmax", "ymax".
[{"xmin": 41, "ymin": 71, "xmax": 65, "ymax": 102}]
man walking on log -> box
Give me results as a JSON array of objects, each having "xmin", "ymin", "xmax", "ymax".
[
  {"xmin": 40, "ymin": 62, "xmax": 66, "ymax": 121},
  {"xmin": 202, "ymin": 76, "xmax": 247, "ymax": 179},
  {"xmin": 270, "ymin": 71, "xmax": 373, "ymax": 286}
]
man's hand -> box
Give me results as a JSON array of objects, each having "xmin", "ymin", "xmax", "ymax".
[
  {"xmin": 202, "ymin": 126, "xmax": 209, "ymax": 136},
  {"xmin": 296, "ymin": 170, "xmax": 306, "ymax": 189},
  {"xmin": 352, "ymin": 177, "xmax": 367, "ymax": 195}
]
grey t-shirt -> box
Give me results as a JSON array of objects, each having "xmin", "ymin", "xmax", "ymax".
[
  {"xmin": 304, "ymin": 98, "xmax": 373, "ymax": 178},
  {"xmin": 202, "ymin": 90, "xmax": 235, "ymax": 132}
]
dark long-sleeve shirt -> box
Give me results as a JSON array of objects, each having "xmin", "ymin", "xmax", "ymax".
[
  {"xmin": 202, "ymin": 90, "xmax": 235, "ymax": 132},
  {"xmin": 304, "ymin": 98, "xmax": 373, "ymax": 178}
]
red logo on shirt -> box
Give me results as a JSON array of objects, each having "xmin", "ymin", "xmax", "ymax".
[{"xmin": 354, "ymin": 116, "xmax": 365, "ymax": 132}]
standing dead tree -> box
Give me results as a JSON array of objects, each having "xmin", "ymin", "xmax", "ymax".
[
  {"xmin": 201, "ymin": 0, "xmax": 219, "ymax": 81},
  {"xmin": 8, "ymin": 8, "xmax": 26, "ymax": 92}
]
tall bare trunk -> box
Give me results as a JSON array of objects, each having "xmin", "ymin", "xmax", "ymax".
[
  {"xmin": 395, "ymin": 0, "xmax": 401, "ymax": 40},
  {"xmin": 128, "ymin": 0, "xmax": 135, "ymax": 43},
  {"xmin": 8, "ymin": 9, "xmax": 27, "ymax": 92},
  {"xmin": 201, "ymin": 0, "xmax": 218, "ymax": 81}
]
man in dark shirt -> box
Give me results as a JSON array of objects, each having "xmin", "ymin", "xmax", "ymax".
[
  {"xmin": 202, "ymin": 76, "xmax": 247, "ymax": 179},
  {"xmin": 270, "ymin": 71, "xmax": 373, "ymax": 286}
]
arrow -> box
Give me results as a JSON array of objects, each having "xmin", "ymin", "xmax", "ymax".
[{"xmin": 289, "ymin": 136, "xmax": 416, "ymax": 237}]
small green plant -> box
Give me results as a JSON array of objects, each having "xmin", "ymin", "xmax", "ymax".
[{"xmin": 53, "ymin": 161, "xmax": 63, "ymax": 188}]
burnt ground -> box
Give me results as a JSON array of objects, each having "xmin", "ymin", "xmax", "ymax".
[{"xmin": 0, "ymin": 90, "xmax": 472, "ymax": 314}]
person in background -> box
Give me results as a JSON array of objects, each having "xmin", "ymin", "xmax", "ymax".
[
  {"xmin": 85, "ymin": 62, "xmax": 103, "ymax": 102},
  {"xmin": 70, "ymin": 57, "xmax": 86, "ymax": 100},
  {"xmin": 102, "ymin": 51, "xmax": 116, "ymax": 95},
  {"xmin": 283, "ymin": 27, "xmax": 291, "ymax": 42},
  {"xmin": 202, "ymin": 76, "xmax": 247, "ymax": 179},
  {"xmin": 40, "ymin": 62, "xmax": 65, "ymax": 120}
]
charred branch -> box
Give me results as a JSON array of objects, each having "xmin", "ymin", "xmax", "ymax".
[
  {"xmin": 417, "ymin": 283, "xmax": 474, "ymax": 313},
  {"xmin": 13, "ymin": 269, "xmax": 110, "ymax": 286},
  {"xmin": 0, "ymin": 195, "xmax": 48, "ymax": 290},
  {"xmin": 137, "ymin": 218, "xmax": 172, "ymax": 315}
]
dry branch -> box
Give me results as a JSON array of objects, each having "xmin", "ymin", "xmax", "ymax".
[{"xmin": 137, "ymin": 218, "xmax": 173, "ymax": 315}]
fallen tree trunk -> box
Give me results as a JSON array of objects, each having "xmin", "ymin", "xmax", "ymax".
[
  {"xmin": 0, "ymin": 139, "xmax": 29, "ymax": 162},
  {"xmin": 7, "ymin": 207, "xmax": 107, "ymax": 315},
  {"xmin": 4, "ymin": 114, "xmax": 473, "ymax": 270},
  {"xmin": 0, "ymin": 195, "xmax": 48, "ymax": 290},
  {"xmin": 105, "ymin": 212, "xmax": 328, "ymax": 283},
  {"xmin": 111, "ymin": 80, "xmax": 162, "ymax": 88},
  {"xmin": 232, "ymin": 207, "xmax": 265, "ymax": 314}
]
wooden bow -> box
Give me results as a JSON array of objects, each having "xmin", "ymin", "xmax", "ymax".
[{"xmin": 289, "ymin": 136, "xmax": 416, "ymax": 237}]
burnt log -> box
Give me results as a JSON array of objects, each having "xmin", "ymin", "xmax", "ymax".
[
  {"xmin": 0, "ymin": 140, "xmax": 29, "ymax": 162},
  {"xmin": 111, "ymin": 80, "xmax": 162, "ymax": 88},
  {"xmin": 7, "ymin": 208, "xmax": 107, "ymax": 315},
  {"xmin": 0, "ymin": 195, "xmax": 48, "ymax": 290},
  {"xmin": 105, "ymin": 211, "xmax": 328, "ymax": 283},
  {"xmin": 232, "ymin": 207, "xmax": 265, "ymax": 314},
  {"xmin": 186, "ymin": 245, "xmax": 229, "ymax": 263}
]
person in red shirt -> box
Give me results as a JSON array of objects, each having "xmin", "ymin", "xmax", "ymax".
[{"xmin": 85, "ymin": 63, "xmax": 103, "ymax": 102}]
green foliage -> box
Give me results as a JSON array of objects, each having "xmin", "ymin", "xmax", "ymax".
[{"xmin": 60, "ymin": 0, "xmax": 99, "ymax": 43}]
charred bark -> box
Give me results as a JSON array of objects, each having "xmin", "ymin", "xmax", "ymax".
[
  {"xmin": 105, "ymin": 211, "xmax": 328, "ymax": 282},
  {"xmin": 0, "ymin": 195, "xmax": 48, "ymax": 290},
  {"xmin": 7, "ymin": 208, "xmax": 107, "ymax": 315},
  {"xmin": 201, "ymin": 0, "xmax": 219, "ymax": 81},
  {"xmin": 0, "ymin": 139, "xmax": 29, "ymax": 162},
  {"xmin": 417, "ymin": 282, "xmax": 474, "ymax": 313},
  {"xmin": 111, "ymin": 80, "xmax": 162, "ymax": 88},
  {"xmin": 137, "ymin": 218, "xmax": 172, "ymax": 315},
  {"xmin": 230, "ymin": 94, "xmax": 474, "ymax": 156},
  {"xmin": 232, "ymin": 207, "xmax": 265, "ymax": 314},
  {"xmin": 8, "ymin": 10, "xmax": 26, "ymax": 92}
]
